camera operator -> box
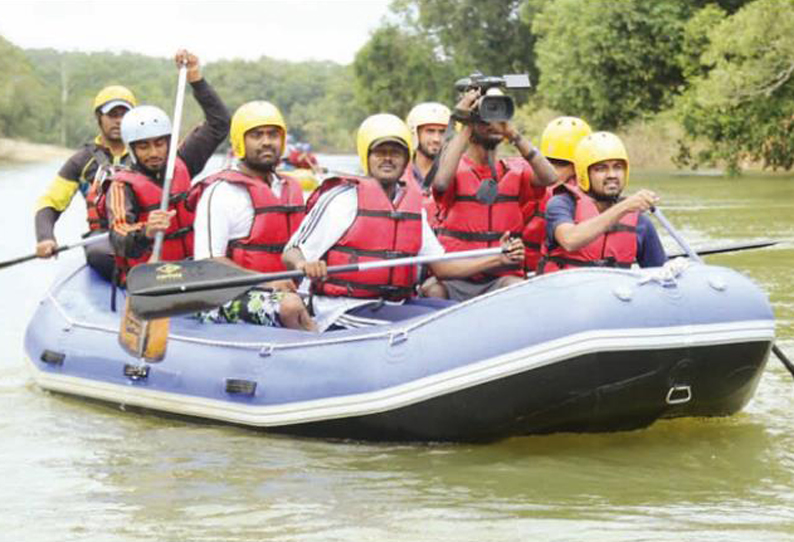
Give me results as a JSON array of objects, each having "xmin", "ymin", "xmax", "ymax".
[{"xmin": 424, "ymin": 88, "xmax": 557, "ymax": 301}]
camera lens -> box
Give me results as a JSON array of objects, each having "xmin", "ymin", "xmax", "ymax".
[{"xmin": 478, "ymin": 96, "xmax": 514, "ymax": 122}]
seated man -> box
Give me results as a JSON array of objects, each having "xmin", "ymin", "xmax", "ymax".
[
  {"xmin": 539, "ymin": 131, "xmax": 666, "ymax": 273},
  {"xmin": 189, "ymin": 101, "xmax": 315, "ymax": 331},
  {"xmin": 428, "ymin": 88, "xmax": 558, "ymax": 300},
  {"xmin": 105, "ymin": 49, "xmax": 230, "ymax": 283},
  {"xmin": 282, "ymin": 113, "xmax": 524, "ymax": 332},
  {"xmin": 404, "ymin": 101, "xmax": 451, "ymax": 228},
  {"xmin": 521, "ymin": 116, "xmax": 592, "ymax": 271},
  {"xmin": 34, "ymin": 85, "xmax": 137, "ymax": 281}
]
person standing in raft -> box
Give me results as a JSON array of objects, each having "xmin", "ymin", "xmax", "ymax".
[
  {"xmin": 538, "ymin": 131, "xmax": 666, "ymax": 273},
  {"xmin": 521, "ymin": 116, "xmax": 592, "ymax": 272},
  {"xmin": 33, "ymin": 85, "xmax": 138, "ymax": 281},
  {"xmin": 403, "ymin": 102, "xmax": 451, "ymax": 228},
  {"xmin": 425, "ymin": 89, "xmax": 558, "ymax": 300},
  {"xmin": 105, "ymin": 49, "xmax": 230, "ymax": 284},
  {"xmin": 282, "ymin": 113, "xmax": 524, "ymax": 332},
  {"xmin": 188, "ymin": 101, "xmax": 315, "ymax": 331}
]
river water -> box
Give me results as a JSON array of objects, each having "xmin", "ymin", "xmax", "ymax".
[{"xmin": 1, "ymin": 157, "xmax": 792, "ymax": 541}]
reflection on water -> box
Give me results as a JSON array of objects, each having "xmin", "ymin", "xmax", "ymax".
[{"xmin": 1, "ymin": 159, "xmax": 793, "ymax": 541}]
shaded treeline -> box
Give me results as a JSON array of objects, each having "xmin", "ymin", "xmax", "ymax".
[{"xmin": 2, "ymin": 0, "xmax": 793, "ymax": 172}]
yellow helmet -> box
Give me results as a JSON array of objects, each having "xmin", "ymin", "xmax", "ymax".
[
  {"xmin": 574, "ymin": 131, "xmax": 630, "ymax": 192},
  {"xmin": 93, "ymin": 85, "xmax": 137, "ymax": 113},
  {"xmin": 540, "ymin": 116, "xmax": 592, "ymax": 163},
  {"xmin": 406, "ymin": 102, "xmax": 451, "ymax": 150},
  {"xmin": 230, "ymin": 101, "xmax": 286, "ymax": 159},
  {"xmin": 356, "ymin": 113, "xmax": 411, "ymax": 174}
]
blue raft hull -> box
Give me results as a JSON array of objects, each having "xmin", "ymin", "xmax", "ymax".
[{"xmin": 24, "ymin": 260, "xmax": 775, "ymax": 442}]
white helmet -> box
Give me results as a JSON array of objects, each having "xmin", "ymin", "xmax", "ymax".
[
  {"xmin": 406, "ymin": 102, "xmax": 451, "ymax": 150},
  {"xmin": 121, "ymin": 105, "xmax": 172, "ymax": 162}
]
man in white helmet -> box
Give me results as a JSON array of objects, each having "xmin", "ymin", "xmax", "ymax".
[
  {"xmin": 405, "ymin": 102, "xmax": 450, "ymax": 189},
  {"xmin": 105, "ymin": 49, "xmax": 230, "ymax": 283},
  {"xmin": 282, "ymin": 113, "xmax": 523, "ymax": 332},
  {"xmin": 404, "ymin": 102, "xmax": 451, "ymax": 229},
  {"xmin": 33, "ymin": 84, "xmax": 137, "ymax": 281}
]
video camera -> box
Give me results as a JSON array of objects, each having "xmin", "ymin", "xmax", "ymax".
[{"xmin": 453, "ymin": 72, "xmax": 531, "ymax": 123}]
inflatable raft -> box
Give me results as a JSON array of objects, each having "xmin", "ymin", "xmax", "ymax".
[{"xmin": 24, "ymin": 259, "xmax": 775, "ymax": 442}]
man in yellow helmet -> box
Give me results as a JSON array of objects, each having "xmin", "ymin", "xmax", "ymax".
[
  {"xmin": 187, "ymin": 101, "xmax": 315, "ymax": 331},
  {"xmin": 427, "ymin": 89, "xmax": 558, "ymax": 299},
  {"xmin": 539, "ymin": 131, "xmax": 666, "ymax": 273},
  {"xmin": 521, "ymin": 116, "xmax": 593, "ymax": 271},
  {"xmin": 282, "ymin": 113, "xmax": 524, "ymax": 331},
  {"xmin": 33, "ymin": 84, "xmax": 137, "ymax": 280}
]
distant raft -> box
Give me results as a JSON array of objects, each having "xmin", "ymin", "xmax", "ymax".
[
  {"xmin": 278, "ymin": 167, "xmax": 319, "ymax": 191},
  {"xmin": 25, "ymin": 259, "xmax": 775, "ymax": 443}
]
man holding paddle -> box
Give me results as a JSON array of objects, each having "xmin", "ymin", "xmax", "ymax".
[
  {"xmin": 106, "ymin": 49, "xmax": 230, "ymax": 283},
  {"xmin": 538, "ymin": 131, "xmax": 666, "ymax": 273},
  {"xmin": 282, "ymin": 113, "xmax": 524, "ymax": 331},
  {"xmin": 33, "ymin": 85, "xmax": 137, "ymax": 281},
  {"xmin": 188, "ymin": 101, "xmax": 315, "ymax": 331}
]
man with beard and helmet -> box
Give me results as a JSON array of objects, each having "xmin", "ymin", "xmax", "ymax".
[
  {"xmin": 538, "ymin": 131, "xmax": 666, "ymax": 273},
  {"xmin": 426, "ymin": 88, "xmax": 558, "ymax": 300},
  {"xmin": 187, "ymin": 101, "xmax": 316, "ymax": 331},
  {"xmin": 105, "ymin": 49, "xmax": 230, "ymax": 283},
  {"xmin": 33, "ymin": 85, "xmax": 137, "ymax": 281},
  {"xmin": 404, "ymin": 101, "xmax": 450, "ymax": 228},
  {"xmin": 283, "ymin": 113, "xmax": 524, "ymax": 332},
  {"xmin": 521, "ymin": 116, "xmax": 592, "ymax": 271}
]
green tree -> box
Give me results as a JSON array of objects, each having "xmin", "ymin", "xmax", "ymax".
[
  {"xmin": 353, "ymin": 24, "xmax": 455, "ymax": 118},
  {"xmin": 675, "ymin": 0, "xmax": 794, "ymax": 173},
  {"xmin": 532, "ymin": 0, "xmax": 694, "ymax": 129},
  {"xmin": 393, "ymin": 0, "xmax": 539, "ymax": 86},
  {"xmin": 0, "ymin": 37, "xmax": 55, "ymax": 142}
]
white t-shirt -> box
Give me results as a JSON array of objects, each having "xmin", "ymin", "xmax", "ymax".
[
  {"xmin": 285, "ymin": 182, "xmax": 444, "ymax": 330},
  {"xmin": 193, "ymin": 174, "xmax": 286, "ymax": 259}
]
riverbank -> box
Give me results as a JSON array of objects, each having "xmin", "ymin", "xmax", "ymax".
[{"xmin": 0, "ymin": 138, "xmax": 73, "ymax": 163}]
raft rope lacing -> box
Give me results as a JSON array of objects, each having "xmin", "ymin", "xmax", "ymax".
[{"xmin": 45, "ymin": 261, "xmax": 691, "ymax": 354}]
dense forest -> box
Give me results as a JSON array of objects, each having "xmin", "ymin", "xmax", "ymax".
[{"xmin": 2, "ymin": 0, "xmax": 793, "ymax": 173}]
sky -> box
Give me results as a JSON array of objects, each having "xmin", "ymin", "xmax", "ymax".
[{"xmin": 0, "ymin": 0, "xmax": 394, "ymax": 64}]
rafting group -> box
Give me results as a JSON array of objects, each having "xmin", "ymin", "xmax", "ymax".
[{"xmin": 32, "ymin": 50, "xmax": 668, "ymax": 334}]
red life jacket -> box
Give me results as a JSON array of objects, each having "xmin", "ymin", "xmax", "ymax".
[
  {"xmin": 113, "ymin": 158, "xmax": 195, "ymax": 274},
  {"xmin": 309, "ymin": 175, "xmax": 423, "ymax": 300},
  {"xmin": 435, "ymin": 154, "xmax": 528, "ymax": 278},
  {"xmin": 520, "ymin": 186, "xmax": 552, "ymax": 272},
  {"xmin": 187, "ymin": 169, "xmax": 305, "ymax": 273},
  {"xmin": 538, "ymin": 184, "xmax": 638, "ymax": 274},
  {"xmin": 401, "ymin": 163, "xmax": 443, "ymax": 229}
]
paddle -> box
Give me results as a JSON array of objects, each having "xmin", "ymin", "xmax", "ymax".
[
  {"xmin": 666, "ymin": 239, "xmax": 777, "ymax": 259},
  {"xmin": 0, "ymin": 233, "xmax": 109, "ymax": 270},
  {"xmin": 127, "ymin": 246, "xmax": 506, "ymax": 319},
  {"xmin": 118, "ymin": 63, "xmax": 189, "ymax": 362},
  {"xmin": 652, "ymin": 207, "xmax": 794, "ymax": 379}
]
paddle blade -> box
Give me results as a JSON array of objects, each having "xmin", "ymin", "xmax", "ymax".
[
  {"xmin": 119, "ymin": 298, "xmax": 169, "ymax": 362},
  {"xmin": 127, "ymin": 259, "xmax": 257, "ymax": 319}
]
